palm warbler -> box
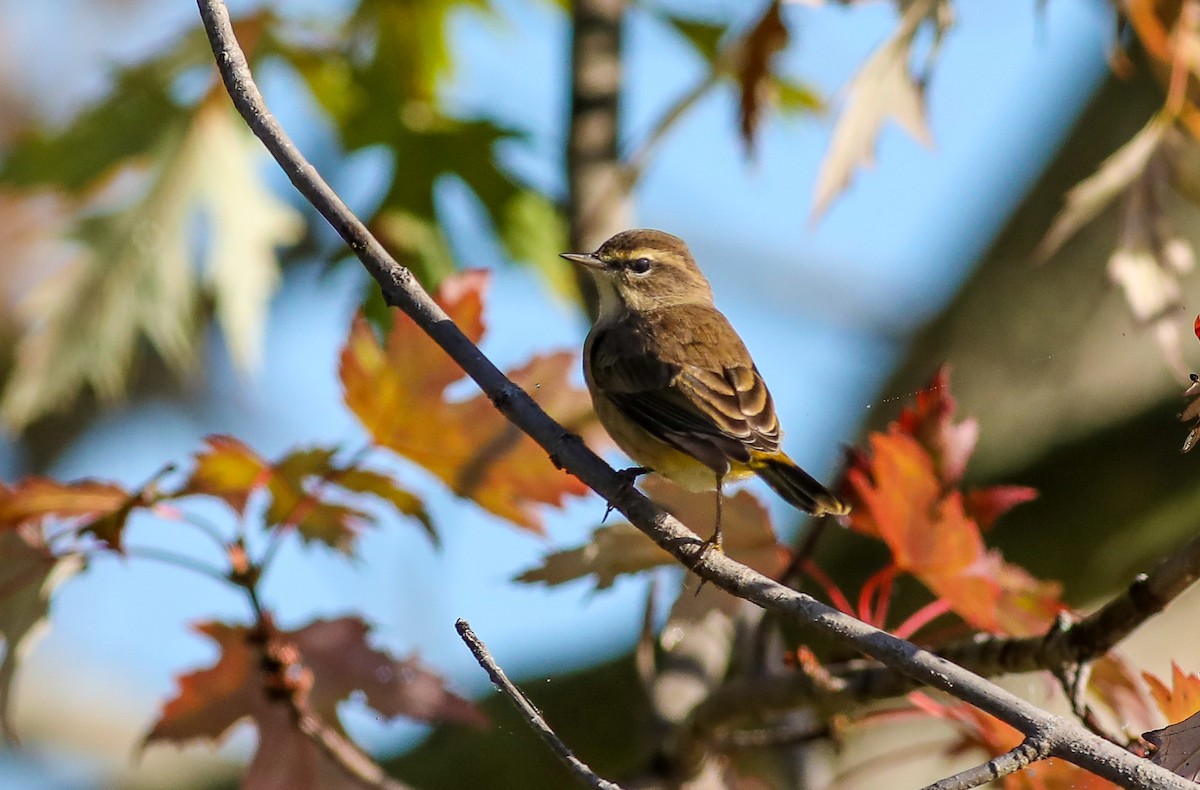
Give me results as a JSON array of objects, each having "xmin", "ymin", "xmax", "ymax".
[{"xmin": 562, "ymin": 229, "xmax": 849, "ymax": 549}]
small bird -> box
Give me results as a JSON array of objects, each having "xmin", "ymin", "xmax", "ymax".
[{"xmin": 561, "ymin": 229, "xmax": 849, "ymax": 550}]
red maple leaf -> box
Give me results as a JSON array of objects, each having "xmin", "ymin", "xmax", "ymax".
[
  {"xmin": 843, "ymin": 368, "xmax": 1058, "ymax": 636},
  {"xmin": 145, "ymin": 617, "xmax": 485, "ymax": 789}
]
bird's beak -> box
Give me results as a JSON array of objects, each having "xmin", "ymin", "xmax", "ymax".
[{"xmin": 559, "ymin": 252, "xmax": 607, "ymax": 270}]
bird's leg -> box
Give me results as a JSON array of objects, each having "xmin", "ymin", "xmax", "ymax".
[
  {"xmin": 698, "ymin": 472, "xmax": 725, "ymax": 554},
  {"xmin": 603, "ymin": 466, "xmax": 652, "ymax": 523},
  {"xmin": 691, "ymin": 473, "xmax": 725, "ymax": 595}
]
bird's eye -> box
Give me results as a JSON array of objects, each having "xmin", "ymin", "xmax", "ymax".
[{"xmin": 628, "ymin": 257, "xmax": 652, "ymax": 275}]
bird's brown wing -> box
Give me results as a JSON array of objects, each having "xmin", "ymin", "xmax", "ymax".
[{"xmin": 588, "ymin": 306, "xmax": 781, "ymax": 472}]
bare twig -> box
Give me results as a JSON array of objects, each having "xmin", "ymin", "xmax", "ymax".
[
  {"xmin": 921, "ymin": 736, "xmax": 1052, "ymax": 790},
  {"xmin": 455, "ymin": 619, "xmax": 625, "ymax": 790},
  {"xmin": 711, "ymin": 717, "xmax": 831, "ymax": 751},
  {"xmin": 622, "ymin": 71, "xmax": 721, "ymax": 185},
  {"xmin": 118, "ymin": 546, "xmax": 230, "ymax": 585},
  {"xmin": 192, "ymin": 3, "xmax": 1200, "ymax": 786}
]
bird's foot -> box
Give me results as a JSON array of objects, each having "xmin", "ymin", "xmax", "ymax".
[
  {"xmin": 692, "ymin": 529, "xmax": 723, "ymax": 595},
  {"xmin": 602, "ymin": 466, "xmax": 652, "ymax": 523}
]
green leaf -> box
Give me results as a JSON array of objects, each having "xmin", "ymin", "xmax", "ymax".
[
  {"xmin": 772, "ymin": 75, "xmax": 824, "ymax": 115},
  {"xmin": 0, "ymin": 36, "xmax": 208, "ymax": 192},
  {"xmin": 1, "ymin": 99, "xmax": 303, "ymax": 427},
  {"xmin": 279, "ymin": 7, "xmax": 525, "ymax": 289},
  {"xmin": 500, "ymin": 190, "xmax": 579, "ymax": 303},
  {"xmin": 372, "ymin": 210, "xmax": 458, "ymax": 287},
  {"xmin": 661, "ymin": 14, "xmax": 728, "ymax": 64}
]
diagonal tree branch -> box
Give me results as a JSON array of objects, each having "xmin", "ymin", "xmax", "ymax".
[
  {"xmin": 689, "ymin": 529, "xmax": 1200, "ymax": 741},
  {"xmin": 192, "ymin": 3, "xmax": 1198, "ymax": 787},
  {"xmin": 456, "ymin": 620, "xmax": 625, "ymax": 790},
  {"xmin": 922, "ymin": 736, "xmax": 1053, "ymax": 790}
]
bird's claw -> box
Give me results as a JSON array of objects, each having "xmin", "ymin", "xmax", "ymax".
[{"xmin": 602, "ymin": 466, "xmax": 652, "ymax": 523}]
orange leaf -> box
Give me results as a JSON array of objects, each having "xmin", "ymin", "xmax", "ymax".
[
  {"xmin": 340, "ymin": 270, "xmax": 599, "ymax": 532},
  {"xmin": 845, "ymin": 373, "xmax": 1058, "ymax": 636},
  {"xmin": 895, "ymin": 365, "xmax": 978, "ymax": 486},
  {"xmin": 0, "ymin": 477, "xmax": 138, "ymax": 551},
  {"xmin": 183, "ymin": 435, "xmax": 271, "ymax": 513},
  {"xmin": 145, "ymin": 617, "xmax": 485, "ymax": 788},
  {"xmin": 0, "ymin": 477, "xmax": 131, "ymax": 526},
  {"xmin": 1145, "ymin": 663, "xmax": 1200, "ymax": 724},
  {"xmin": 334, "ymin": 468, "xmax": 435, "ymax": 544}
]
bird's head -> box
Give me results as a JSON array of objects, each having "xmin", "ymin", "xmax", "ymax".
[{"xmin": 561, "ymin": 229, "xmax": 714, "ymax": 315}]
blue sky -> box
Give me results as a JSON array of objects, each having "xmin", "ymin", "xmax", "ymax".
[{"xmin": 0, "ymin": 0, "xmax": 1113, "ymax": 786}]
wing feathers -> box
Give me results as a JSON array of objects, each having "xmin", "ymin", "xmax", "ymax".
[{"xmin": 588, "ymin": 306, "xmax": 782, "ymax": 472}]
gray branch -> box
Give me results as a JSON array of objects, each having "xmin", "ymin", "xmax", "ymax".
[
  {"xmin": 192, "ymin": 2, "xmax": 1198, "ymax": 787},
  {"xmin": 456, "ymin": 620, "xmax": 624, "ymax": 790},
  {"xmin": 921, "ymin": 736, "xmax": 1052, "ymax": 790}
]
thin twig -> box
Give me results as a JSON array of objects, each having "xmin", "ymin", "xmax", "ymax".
[
  {"xmin": 622, "ymin": 71, "xmax": 721, "ymax": 185},
  {"xmin": 921, "ymin": 736, "xmax": 1052, "ymax": 790},
  {"xmin": 191, "ymin": 4, "xmax": 1198, "ymax": 786},
  {"xmin": 115, "ymin": 546, "xmax": 230, "ymax": 584},
  {"xmin": 711, "ymin": 717, "xmax": 831, "ymax": 751},
  {"xmin": 455, "ymin": 619, "xmax": 625, "ymax": 790},
  {"xmin": 180, "ymin": 512, "xmax": 231, "ymax": 552}
]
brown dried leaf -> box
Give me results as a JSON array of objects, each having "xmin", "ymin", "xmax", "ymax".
[
  {"xmin": 1148, "ymin": 710, "xmax": 1200, "ymax": 780},
  {"xmin": 516, "ymin": 477, "xmax": 786, "ymax": 589},
  {"xmin": 1037, "ymin": 117, "xmax": 1169, "ymax": 261},
  {"xmin": 145, "ymin": 617, "xmax": 484, "ymax": 788},
  {"xmin": 0, "ymin": 527, "xmax": 81, "ymax": 742},
  {"xmin": 736, "ymin": 1, "xmax": 788, "ymax": 157},
  {"xmin": 811, "ymin": 0, "xmax": 947, "ymax": 219}
]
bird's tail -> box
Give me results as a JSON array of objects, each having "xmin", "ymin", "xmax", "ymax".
[{"xmin": 751, "ymin": 452, "xmax": 850, "ymax": 517}]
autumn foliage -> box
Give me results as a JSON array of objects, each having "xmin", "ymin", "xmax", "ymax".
[
  {"xmin": 4, "ymin": 270, "xmax": 1200, "ymax": 787},
  {"xmin": 7, "ymin": 0, "xmax": 1200, "ymax": 786}
]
